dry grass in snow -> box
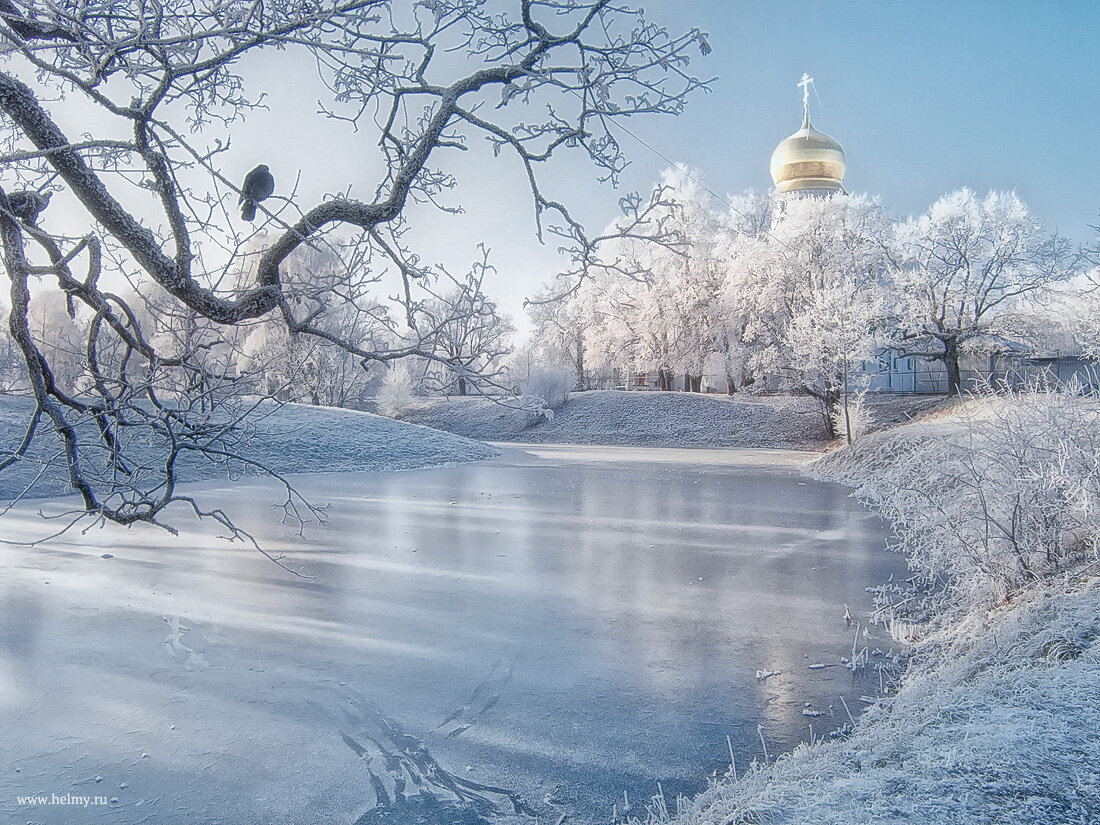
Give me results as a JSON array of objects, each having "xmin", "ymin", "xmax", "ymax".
[{"xmin": 664, "ymin": 577, "xmax": 1100, "ymax": 825}]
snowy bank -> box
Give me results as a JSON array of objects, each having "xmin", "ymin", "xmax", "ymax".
[
  {"xmin": 400, "ymin": 391, "xmax": 830, "ymax": 448},
  {"xmin": 672, "ymin": 578, "xmax": 1100, "ymax": 824},
  {"xmin": 662, "ymin": 392, "xmax": 1100, "ymax": 825},
  {"xmin": 0, "ymin": 394, "xmax": 497, "ymax": 501},
  {"xmin": 398, "ymin": 391, "xmax": 949, "ymax": 449}
]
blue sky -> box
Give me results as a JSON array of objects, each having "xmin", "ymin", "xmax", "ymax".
[
  {"xmin": 637, "ymin": 0, "xmax": 1100, "ymax": 240},
  {"xmin": 37, "ymin": 2, "xmax": 1099, "ymax": 339},
  {"xmin": 475, "ymin": 0, "xmax": 1100, "ymax": 335}
]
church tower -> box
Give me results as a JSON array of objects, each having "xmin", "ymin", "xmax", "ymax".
[{"xmin": 769, "ymin": 74, "xmax": 846, "ymax": 195}]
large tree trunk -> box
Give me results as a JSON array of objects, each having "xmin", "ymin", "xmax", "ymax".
[
  {"xmin": 457, "ymin": 376, "xmax": 467, "ymax": 396},
  {"xmin": 689, "ymin": 374, "xmax": 702, "ymax": 393},
  {"xmin": 943, "ymin": 338, "xmax": 962, "ymax": 395},
  {"xmin": 726, "ymin": 374, "xmax": 737, "ymax": 395},
  {"xmin": 574, "ymin": 341, "xmax": 585, "ymax": 391}
]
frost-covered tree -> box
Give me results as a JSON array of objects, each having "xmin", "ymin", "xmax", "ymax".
[
  {"xmin": 784, "ymin": 270, "xmax": 885, "ymax": 441},
  {"xmin": 1079, "ymin": 224, "xmax": 1100, "ymax": 359},
  {"xmin": 376, "ymin": 361, "xmax": 416, "ymax": 419},
  {"xmin": 25, "ymin": 289, "xmax": 87, "ymax": 393},
  {"xmin": 134, "ymin": 286, "xmax": 241, "ymax": 410},
  {"xmin": 526, "ymin": 285, "xmax": 587, "ymax": 388},
  {"xmin": 0, "ymin": 0, "xmax": 709, "ymax": 527},
  {"xmin": 418, "ymin": 251, "xmax": 515, "ymax": 396},
  {"xmin": 727, "ymin": 193, "xmax": 889, "ymax": 436},
  {"xmin": 1083, "ymin": 272, "xmax": 1100, "ymax": 361},
  {"xmin": 235, "ymin": 244, "xmax": 391, "ymax": 406},
  {"xmin": 713, "ymin": 192, "xmax": 772, "ymax": 393},
  {"xmin": 649, "ymin": 169, "xmax": 727, "ymax": 392},
  {"xmin": 889, "ymin": 189, "xmax": 1072, "ymax": 394},
  {"xmin": 572, "ymin": 252, "xmax": 645, "ymax": 383},
  {"xmin": 569, "ymin": 167, "xmax": 725, "ymax": 391}
]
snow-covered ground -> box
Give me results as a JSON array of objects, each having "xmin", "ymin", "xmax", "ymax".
[
  {"xmin": 397, "ymin": 391, "xmax": 948, "ymax": 450},
  {"xmin": 399, "ymin": 391, "xmax": 826, "ymax": 448},
  {"xmin": 662, "ymin": 393, "xmax": 1100, "ymax": 825},
  {"xmin": 0, "ymin": 395, "xmax": 498, "ymax": 502}
]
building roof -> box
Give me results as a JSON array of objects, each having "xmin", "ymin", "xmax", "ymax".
[{"xmin": 769, "ymin": 110, "xmax": 847, "ymax": 194}]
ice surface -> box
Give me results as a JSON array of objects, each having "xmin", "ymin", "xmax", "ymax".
[{"xmin": 0, "ymin": 445, "xmax": 904, "ymax": 824}]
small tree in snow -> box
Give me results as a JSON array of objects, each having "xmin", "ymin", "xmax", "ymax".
[
  {"xmin": 829, "ymin": 391, "xmax": 874, "ymax": 444},
  {"xmin": 418, "ymin": 251, "xmax": 515, "ymax": 397},
  {"xmin": 376, "ymin": 362, "xmax": 416, "ymax": 419},
  {"xmin": 524, "ymin": 366, "xmax": 572, "ymax": 408}
]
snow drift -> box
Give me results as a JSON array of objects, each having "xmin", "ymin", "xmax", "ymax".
[{"xmin": 0, "ymin": 395, "xmax": 498, "ymax": 502}]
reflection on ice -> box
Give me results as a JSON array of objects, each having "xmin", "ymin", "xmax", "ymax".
[{"xmin": 0, "ymin": 445, "xmax": 905, "ymax": 825}]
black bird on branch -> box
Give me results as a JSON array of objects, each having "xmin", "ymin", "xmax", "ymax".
[
  {"xmin": 239, "ymin": 164, "xmax": 274, "ymax": 221},
  {"xmin": 1, "ymin": 190, "xmax": 51, "ymax": 224},
  {"xmin": 0, "ymin": 0, "xmax": 78, "ymax": 42}
]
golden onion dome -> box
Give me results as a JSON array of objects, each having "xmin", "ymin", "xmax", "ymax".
[{"xmin": 769, "ymin": 110, "xmax": 846, "ymax": 194}]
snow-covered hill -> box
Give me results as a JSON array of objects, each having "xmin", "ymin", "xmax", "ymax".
[
  {"xmin": 401, "ymin": 390, "xmax": 828, "ymax": 448},
  {"xmin": 399, "ymin": 390, "xmax": 950, "ymax": 450},
  {"xmin": 0, "ymin": 395, "xmax": 497, "ymax": 502}
]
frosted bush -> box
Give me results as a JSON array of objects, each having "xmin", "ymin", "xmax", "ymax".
[
  {"xmin": 523, "ymin": 366, "xmax": 572, "ymax": 408},
  {"xmin": 852, "ymin": 389, "xmax": 1100, "ymax": 608},
  {"xmin": 830, "ymin": 393, "xmax": 874, "ymax": 443},
  {"xmin": 376, "ymin": 362, "xmax": 416, "ymax": 418}
]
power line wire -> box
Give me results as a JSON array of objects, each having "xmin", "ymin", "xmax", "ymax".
[{"xmin": 592, "ymin": 107, "xmax": 796, "ymax": 251}]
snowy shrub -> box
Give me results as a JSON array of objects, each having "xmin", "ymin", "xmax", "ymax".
[
  {"xmin": 376, "ymin": 362, "xmax": 416, "ymax": 418},
  {"xmin": 523, "ymin": 366, "xmax": 572, "ymax": 408},
  {"xmin": 829, "ymin": 393, "xmax": 874, "ymax": 443},
  {"xmin": 851, "ymin": 389, "xmax": 1100, "ymax": 608}
]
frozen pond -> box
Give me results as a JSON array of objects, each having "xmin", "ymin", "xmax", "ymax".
[{"xmin": 0, "ymin": 445, "xmax": 906, "ymax": 824}]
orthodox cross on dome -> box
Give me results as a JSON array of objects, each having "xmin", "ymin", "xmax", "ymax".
[{"xmin": 797, "ymin": 72, "xmax": 815, "ymax": 122}]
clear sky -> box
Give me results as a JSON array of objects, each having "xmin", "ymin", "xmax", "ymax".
[
  {"xmin": 463, "ymin": 0, "xmax": 1100, "ymax": 338},
  {"xmin": 35, "ymin": 2, "xmax": 1100, "ymax": 340},
  {"xmin": 646, "ymin": 0, "xmax": 1100, "ymax": 237}
]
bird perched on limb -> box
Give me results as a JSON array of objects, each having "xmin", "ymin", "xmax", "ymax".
[
  {"xmin": 2, "ymin": 190, "xmax": 52, "ymax": 224},
  {"xmin": 239, "ymin": 164, "xmax": 274, "ymax": 221},
  {"xmin": 0, "ymin": 0, "xmax": 77, "ymax": 42}
]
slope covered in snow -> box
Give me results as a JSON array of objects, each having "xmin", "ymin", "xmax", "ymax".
[
  {"xmin": 401, "ymin": 390, "xmax": 829, "ymax": 448},
  {"xmin": 676, "ymin": 580, "xmax": 1100, "ymax": 824},
  {"xmin": 0, "ymin": 395, "xmax": 497, "ymax": 502}
]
